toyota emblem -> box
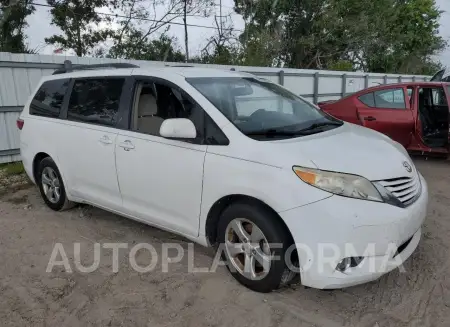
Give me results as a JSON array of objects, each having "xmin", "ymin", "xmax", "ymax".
[{"xmin": 403, "ymin": 161, "xmax": 412, "ymax": 173}]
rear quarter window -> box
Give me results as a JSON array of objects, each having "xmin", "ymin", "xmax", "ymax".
[{"xmin": 30, "ymin": 79, "xmax": 70, "ymax": 118}]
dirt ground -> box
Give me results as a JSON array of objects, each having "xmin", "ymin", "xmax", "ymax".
[{"xmin": 1, "ymin": 158, "xmax": 450, "ymax": 327}]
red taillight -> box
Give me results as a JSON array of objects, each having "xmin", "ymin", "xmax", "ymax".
[{"xmin": 16, "ymin": 119, "xmax": 24, "ymax": 130}]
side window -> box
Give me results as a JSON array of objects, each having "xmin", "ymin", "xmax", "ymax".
[
  {"xmin": 67, "ymin": 78, "xmax": 125, "ymax": 126},
  {"xmin": 418, "ymin": 87, "xmax": 449, "ymax": 116},
  {"xmin": 30, "ymin": 79, "xmax": 69, "ymax": 118},
  {"xmin": 374, "ymin": 88, "xmax": 406, "ymax": 109},
  {"xmin": 407, "ymin": 87, "xmax": 414, "ymax": 107},
  {"xmin": 133, "ymin": 81, "xmax": 204, "ymax": 141},
  {"xmin": 358, "ymin": 92, "xmax": 375, "ymax": 107},
  {"xmin": 432, "ymin": 87, "xmax": 447, "ymax": 106}
]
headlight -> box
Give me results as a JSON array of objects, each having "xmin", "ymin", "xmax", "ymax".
[{"xmin": 293, "ymin": 166, "xmax": 383, "ymax": 202}]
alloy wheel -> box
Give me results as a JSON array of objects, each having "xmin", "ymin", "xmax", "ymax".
[
  {"xmin": 41, "ymin": 167, "xmax": 61, "ymax": 204},
  {"xmin": 225, "ymin": 218, "xmax": 272, "ymax": 280}
]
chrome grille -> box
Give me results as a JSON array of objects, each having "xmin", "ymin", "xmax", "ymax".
[{"xmin": 378, "ymin": 174, "xmax": 421, "ymax": 206}]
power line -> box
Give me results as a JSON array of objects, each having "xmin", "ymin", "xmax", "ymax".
[{"xmin": 30, "ymin": 1, "xmax": 243, "ymax": 32}]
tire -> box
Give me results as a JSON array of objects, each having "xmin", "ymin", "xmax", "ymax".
[
  {"xmin": 37, "ymin": 157, "xmax": 74, "ymax": 211},
  {"xmin": 217, "ymin": 202, "xmax": 292, "ymax": 293}
]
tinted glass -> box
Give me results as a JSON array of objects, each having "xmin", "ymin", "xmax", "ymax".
[
  {"xmin": 68, "ymin": 78, "xmax": 125, "ymax": 126},
  {"xmin": 358, "ymin": 93, "xmax": 375, "ymax": 107},
  {"xmin": 187, "ymin": 77, "xmax": 341, "ymax": 140},
  {"xmin": 134, "ymin": 82, "xmax": 206, "ymax": 142},
  {"xmin": 30, "ymin": 79, "xmax": 69, "ymax": 118},
  {"xmin": 432, "ymin": 87, "xmax": 448, "ymax": 106},
  {"xmin": 374, "ymin": 88, "xmax": 406, "ymax": 109},
  {"xmin": 407, "ymin": 87, "xmax": 414, "ymax": 106},
  {"xmin": 431, "ymin": 69, "xmax": 445, "ymax": 82}
]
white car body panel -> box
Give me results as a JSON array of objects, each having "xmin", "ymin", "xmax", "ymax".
[{"xmin": 115, "ymin": 131, "xmax": 206, "ymax": 237}]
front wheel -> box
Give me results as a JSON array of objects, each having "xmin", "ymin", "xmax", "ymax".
[
  {"xmin": 37, "ymin": 157, "xmax": 73, "ymax": 211},
  {"xmin": 217, "ymin": 202, "xmax": 293, "ymax": 293}
]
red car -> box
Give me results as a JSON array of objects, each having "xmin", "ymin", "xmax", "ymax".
[{"xmin": 319, "ymin": 82, "xmax": 450, "ymax": 156}]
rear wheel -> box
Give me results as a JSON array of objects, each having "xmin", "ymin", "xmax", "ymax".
[
  {"xmin": 37, "ymin": 157, "xmax": 73, "ymax": 211},
  {"xmin": 217, "ymin": 202, "xmax": 293, "ymax": 293}
]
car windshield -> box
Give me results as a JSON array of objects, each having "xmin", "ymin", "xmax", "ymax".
[{"xmin": 187, "ymin": 77, "xmax": 342, "ymax": 140}]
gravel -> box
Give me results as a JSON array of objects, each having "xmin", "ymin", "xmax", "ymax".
[{"xmin": 0, "ymin": 158, "xmax": 449, "ymax": 327}]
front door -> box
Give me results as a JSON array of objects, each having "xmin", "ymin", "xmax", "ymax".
[
  {"xmin": 416, "ymin": 86, "xmax": 450, "ymax": 149},
  {"xmin": 115, "ymin": 78, "xmax": 207, "ymax": 237},
  {"xmin": 357, "ymin": 87, "xmax": 415, "ymax": 147}
]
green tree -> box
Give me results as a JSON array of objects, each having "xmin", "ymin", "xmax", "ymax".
[
  {"xmin": 0, "ymin": 0, "xmax": 35, "ymax": 53},
  {"xmin": 45, "ymin": 0, "xmax": 111, "ymax": 56},
  {"xmin": 199, "ymin": 14, "xmax": 241, "ymax": 65},
  {"xmin": 233, "ymin": 0, "xmax": 446, "ymax": 73},
  {"xmin": 109, "ymin": 0, "xmax": 207, "ymax": 61},
  {"xmin": 363, "ymin": 0, "xmax": 446, "ymax": 74},
  {"xmin": 108, "ymin": 32, "xmax": 185, "ymax": 62}
]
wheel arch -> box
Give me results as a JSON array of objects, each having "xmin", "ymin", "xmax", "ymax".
[
  {"xmin": 32, "ymin": 152, "xmax": 70, "ymax": 198},
  {"xmin": 204, "ymin": 194, "xmax": 295, "ymax": 248},
  {"xmin": 32, "ymin": 152, "xmax": 51, "ymax": 182}
]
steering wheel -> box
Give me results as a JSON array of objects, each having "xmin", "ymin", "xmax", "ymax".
[{"xmin": 249, "ymin": 109, "xmax": 267, "ymax": 120}]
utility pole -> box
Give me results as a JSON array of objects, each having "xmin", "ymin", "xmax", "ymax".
[{"xmin": 184, "ymin": 0, "xmax": 189, "ymax": 62}]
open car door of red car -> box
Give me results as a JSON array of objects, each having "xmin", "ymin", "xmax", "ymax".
[{"xmin": 356, "ymin": 86, "xmax": 415, "ymax": 147}]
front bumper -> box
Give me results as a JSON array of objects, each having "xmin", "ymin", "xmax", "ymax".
[{"xmin": 279, "ymin": 174, "xmax": 428, "ymax": 289}]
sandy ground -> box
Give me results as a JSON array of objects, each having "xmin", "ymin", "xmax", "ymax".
[{"xmin": 1, "ymin": 158, "xmax": 450, "ymax": 327}]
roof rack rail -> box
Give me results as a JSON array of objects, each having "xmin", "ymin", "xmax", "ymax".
[
  {"xmin": 52, "ymin": 60, "xmax": 140, "ymax": 75},
  {"xmin": 164, "ymin": 64, "xmax": 195, "ymax": 68}
]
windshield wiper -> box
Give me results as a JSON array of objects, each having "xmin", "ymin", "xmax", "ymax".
[
  {"xmin": 298, "ymin": 121, "xmax": 343, "ymax": 133},
  {"xmin": 245, "ymin": 121, "xmax": 343, "ymax": 138},
  {"xmin": 245, "ymin": 128, "xmax": 307, "ymax": 138}
]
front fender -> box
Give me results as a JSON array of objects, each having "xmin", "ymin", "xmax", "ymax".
[{"xmin": 199, "ymin": 152, "xmax": 331, "ymax": 236}]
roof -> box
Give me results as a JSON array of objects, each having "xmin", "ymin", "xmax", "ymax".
[
  {"xmin": 363, "ymin": 81, "xmax": 450, "ymax": 91},
  {"xmin": 137, "ymin": 66, "xmax": 254, "ymax": 78},
  {"xmin": 42, "ymin": 68, "xmax": 136, "ymax": 81},
  {"xmin": 41, "ymin": 66, "xmax": 257, "ymax": 84}
]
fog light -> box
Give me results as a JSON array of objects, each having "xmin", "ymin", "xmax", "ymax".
[{"xmin": 336, "ymin": 256, "xmax": 364, "ymax": 272}]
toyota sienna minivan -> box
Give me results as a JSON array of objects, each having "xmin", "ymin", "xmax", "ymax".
[{"xmin": 19, "ymin": 63, "xmax": 428, "ymax": 292}]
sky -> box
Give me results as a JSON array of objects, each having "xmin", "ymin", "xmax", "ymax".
[
  {"xmin": 25, "ymin": 0, "xmax": 450, "ymax": 67},
  {"xmin": 436, "ymin": 0, "xmax": 450, "ymax": 66}
]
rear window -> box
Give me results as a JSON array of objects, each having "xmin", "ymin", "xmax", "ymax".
[
  {"xmin": 374, "ymin": 88, "xmax": 406, "ymax": 109},
  {"xmin": 358, "ymin": 93, "xmax": 375, "ymax": 107},
  {"xmin": 30, "ymin": 79, "xmax": 69, "ymax": 118},
  {"xmin": 67, "ymin": 78, "xmax": 125, "ymax": 127},
  {"xmin": 358, "ymin": 88, "xmax": 406, "ymax": 109}
]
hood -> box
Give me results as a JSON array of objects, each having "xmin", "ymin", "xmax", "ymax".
[{"xmin": 262, "ymin": 123, "xmax": 415, "ymax": 181}]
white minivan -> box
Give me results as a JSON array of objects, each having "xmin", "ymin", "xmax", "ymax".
[{"xmin": 19, "ymin": 63, "xmax": 428, "ymax": 292}]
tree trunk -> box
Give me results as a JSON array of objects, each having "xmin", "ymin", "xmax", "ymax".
[
  {"xmin": 183, "ymin": 0, "xmax": 189, "ymax": 62},
  {"xmin": 76, "ymin": 21, "xmax": 82, "ymax": 56}
]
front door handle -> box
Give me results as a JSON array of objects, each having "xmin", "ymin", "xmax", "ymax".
[
  {"xmin": 118, "ymin": 140, "xmax": 135, "ymax": 151},
  {"xmin": 364, "ymin": 116, "xmax": 377, "ymax": 121},
  {"xmin": 99, "ymin": 135, "xmax": 113, "ymax": 144}
]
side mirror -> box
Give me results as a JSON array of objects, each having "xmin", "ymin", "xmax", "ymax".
[{"xmin": 160, "ymin": 118, "xmax": 197, "ymax": 139}]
